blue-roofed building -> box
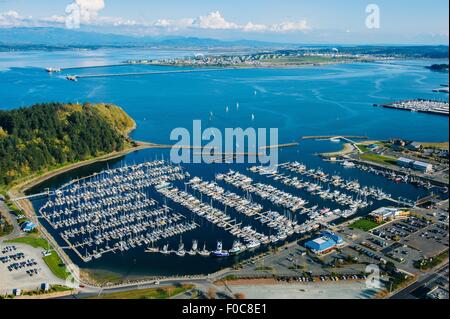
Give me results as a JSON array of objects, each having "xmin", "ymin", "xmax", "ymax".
[
  {"xmin": 305, "ymin": 231, "xmax": 345, "ymax": 255},
  {"xmin": 322, "ymin": 231, "xmax": 344, "ymax": 245},
  {"xmin": 21, "ymin": 221, "xmax": 37, "ymax": 232}
]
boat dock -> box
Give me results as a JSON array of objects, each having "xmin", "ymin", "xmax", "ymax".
[
  {"xmin": 157, "ymin": 187, "xmax": 270, "ymax": 250},
  {"xmin": 301, "ymin": 135, "xmax": 368, "ymax": 140},
  {"xmin": 188, "ymin": 177, "xmax": 300, "ymax": 239},
  {"xmin": 64, "ymin": 68, "xmax": 234, "ymax": 81},
  {"xmin": 38, "ymin": 160, "xmax": 194, "ymax": 262},
  {"xmin": 374, "ymin": 99, "xmax": 449, "ymax": 116},
  {"xmin": 46, "ymin": 64, "xmax": 128, "ymax": 73}
]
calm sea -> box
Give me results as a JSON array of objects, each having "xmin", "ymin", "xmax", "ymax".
[{"xmin": 1, "ymin": 48, "xmax": 448, "ymax": 278}]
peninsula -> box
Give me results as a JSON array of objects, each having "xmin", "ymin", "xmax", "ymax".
[
  {"xmin": 126, "ymin": 49, "xmax": 373, "ymax": 68},
  {"xmin": 0, "ymin": 102, "xmax": 137, "ymax": 191}
]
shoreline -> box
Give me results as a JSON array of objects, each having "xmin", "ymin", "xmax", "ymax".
[
  {"xmin": 127, "ymin": 59, "xmax": 369, "ymax": 70},
  {"xmin": 4, "ymin": 140, "xmax": 168, "ymax": 287},
  {"xmin": 319, "ymin": 143, "xmax": 355, "ymax": 158},
  {"xmin": 8, "ymin": 141, "xmax": 159, "ymax": 196}
]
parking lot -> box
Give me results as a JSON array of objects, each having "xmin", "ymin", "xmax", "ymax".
[
  {"xmin": 338, "ymin": 214, "xmax": 448, "ymax": 273},
  {"xmin": 233, "ymin": 242, "xmax": 372, "ymax": 282},
  {"xmin": 227, "ymin": 281, "xmax": 379, "ymax": 299},
  {"xmin": 405, "ymin": 223, "xmax": 449, "ymax": 257},
  {"xmin": 370, "ymin": 216, "xmax": 448, "ymax": 258},
  {"xmin": 371, "ymin": 216, "xmax": 430, "ymax": 241},
  {"xmin": 0, "ymin": 242, "xmax": 65, "ymax": 295}
]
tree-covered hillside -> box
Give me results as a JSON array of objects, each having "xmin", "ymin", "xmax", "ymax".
[{"xmin": 0, "ymin": 102, "xmax": 136, "ymax": 187}]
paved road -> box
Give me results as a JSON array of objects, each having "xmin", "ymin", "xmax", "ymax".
[
  {"xmin": 57, "ymin": 278, "xmax": 217, "ymax": 299},
  {"xmin": 390, "ymin": 264, "xmax": 449, "ymax": 299},
  {"xmin": 0, "ymin": 199, "xmax": 23, "ymax": 241}
]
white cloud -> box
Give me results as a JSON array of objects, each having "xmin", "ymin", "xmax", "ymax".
[
  {"xmin": 269, "ymin": 21, "xmax": 310, "ymax": 33},
  {"xmin": 0, "ymin": 10, "xmax": 32, "ymax": 27},
  {"xmin": 72, "ymin": 0, "xmax": 105, "ymax": 23},
  {"xmin": 0, "ymin": 8, "xmax": 310, "ymax": 36},
  {"xmin": 243, "ymin": 20, "xmax": 310, "ymax": 33},
  {"xmin": 96, "ymin": 16, "xmax": 137, "ymax": 27},
  {"xmin": 152, "ymin": 11, "xmax": 310, "ymax": 34},
  {"xmin": 40, "ymin": 15, "xmax": 66, "ymax": 24},
  {"xmin": 154, "ymin": 18, "xmax": 194, "ymax": 31},
  {"xmin": 192, "ymin": 11, "xmax": 238, "ymax": 30},
  {"xmin": 243, "ymin": 22, "xmax": 269, "ymax": 32}
]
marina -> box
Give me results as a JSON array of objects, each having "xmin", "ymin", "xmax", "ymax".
[
  {"xmin": 38, "ymin": 160, "xmax": 194, "ymax": 262},
  {"xmin": 33, "ymin": 153, "xmax": 445, "ymax": 265},
  {"xmin": 375, "ymin": 99, "xmax": 449, "ymax": 116},
  {"xmin": 5, "ymin": 51, "xmax": 446, "ymax": 278},
  {"xmin": 157, "ymin": 186, "xmax": 271, "ymax": 253},
  {"xmin": 187, "ymin": 177, "xmax": 302, "ymax": 238}
]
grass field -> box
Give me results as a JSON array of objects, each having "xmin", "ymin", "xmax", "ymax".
[
  {"xmin": 43, "ymin": 251, "xmax": 70, "ymax": 280},
  {"xmin": 414, "ymin": 250, "xmax": 449, "ymax": 270},
  {"xmin": 6, "ymin": 236, "xmax": 69, "ymax": 280},
  {"xmin": 6, "ymin": 236, "xmax": 50, "ymax": 249},
  {"xmin": 349, "ymin": 218, "xmax": 380, "ymax": 231},
  {"xmin": 360, "ymin": 153, "xmax": 397, "ymax": 166},
  {"xmin": 83, "ymin": 268, "xmax": 124, "ymax": 285},
  {"xmin": 0, "ymin": 215, "xmax": 13, "ymax": 237},
  {"xmin": 357, "ymin": 144, "xmax": 370, "ymax": 153},
  {"xmin": 419, "ymin": 142, "xmax": 449, "ymax": 150},
  {"xmin": 90, "ymin": 285, "xmax": 194, "ymax": 299}
]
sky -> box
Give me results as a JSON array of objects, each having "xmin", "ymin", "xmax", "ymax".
[{"xmin": 0, "ymin": 0, "xmax": 448, "ymax": 44}]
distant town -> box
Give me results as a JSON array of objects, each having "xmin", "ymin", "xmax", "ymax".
[{"xmin": 126, "ymin": 49, "xmax": 383, "ymax": 68}]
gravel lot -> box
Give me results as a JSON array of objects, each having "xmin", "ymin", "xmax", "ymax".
[
  {"xmin": 0, "ymin": 243, "xmax": 65, "ymax": 295},
  {"xmin": 228, "ymin": 281, "xmax": 379, "ymax": 299}
]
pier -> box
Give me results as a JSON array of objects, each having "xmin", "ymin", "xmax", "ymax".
[
  {"xmin": 375, "ymin": 99, "xmax": 449, "ymax": 116},
  {"xmin": 158, "ymin": 187, "xmax": 271, "ymax": 250},
  {"xmin": 301, "ymin": 135, "xmax": 368, "ymax": 141},
  {"xmin": 61, "ymin": 64, "xmax": 129, "ymax": 71},
  {"xmin": 66, "ymin": 68, "xmax": 234, "ymax": 81},
  {"xmin": 38, "ymin": 160, "xmax": 193, "ymax": 262},
  {"xmin": 11, "ymin": 189, "xmax": 53, "ymax": 201},
  {"xmin": 188, "ymin": 177, "xmax": 300, "ymax": 238}
]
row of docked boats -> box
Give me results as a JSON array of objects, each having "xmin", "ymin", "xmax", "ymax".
[
  {"xmin": 218, "ymin": 171, "xmax": 308, "ymax": 212},
  {"xmin": 157, "ymin": 187, "xmax": 267, "ymax": 250},
  {"xmin": 222, "ymin": 169, "xmax": 360, "ymax": 221},
  {"xmin": 277, "ymin": 162, "xmax": 393, "ymax": 201},
  {"xmin": 188, "ymin": 176, "xmax": 302, "ymax": 238},
  {"xmin": 39, "ymin": 161, "xmax": 193, "ymax": 262},
  {"xmin": 188, "ymin": 177, "xmax": 263, "ymax": 216},
  {"xmin": 248, "ymin": 165, "xmax": 372, "ymax": 212},
  {"xmin": 150, "ymin": 240, "xmax": 248, "ymax": 257},
  {"xmin": 353, "ymin": 162, "xmax": 441, "ymax": 191}
]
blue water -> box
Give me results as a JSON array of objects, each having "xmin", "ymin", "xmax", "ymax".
[{"xmin": 1, "ymin": 49, "xmax": 448, "ymax": 278}]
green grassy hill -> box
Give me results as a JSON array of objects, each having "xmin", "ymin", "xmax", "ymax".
[{"xmin": 0, "ymin": 102, "xmax": 136, "ymax": 188}]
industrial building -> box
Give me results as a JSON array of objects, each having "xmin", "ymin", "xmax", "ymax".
[
  {"xmin": 412, "ymin": 161, "xmax": 433, "ymax": 173},
  {"xmin": 305, "ymin": 231, "xmax": 345, "ymax": 255},
  {"xmin": 397, "ymin": 157, "xmax": 415, "ymax": 168},
  {"xmin": 396, "ymin": 157, "xmax": 433, "ymax": 173},
  {"xmin": 369, "ymin": 207, "xmax": 410, "ymax": 223}
]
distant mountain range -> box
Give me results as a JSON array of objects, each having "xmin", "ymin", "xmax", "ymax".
[
  {"xmin": 0, "ymin": 28, "xmax": 448, "ymax": 57},
  {"xmin": 0, "ymin": 27, "xmax": 294, "ymax": 49}
]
